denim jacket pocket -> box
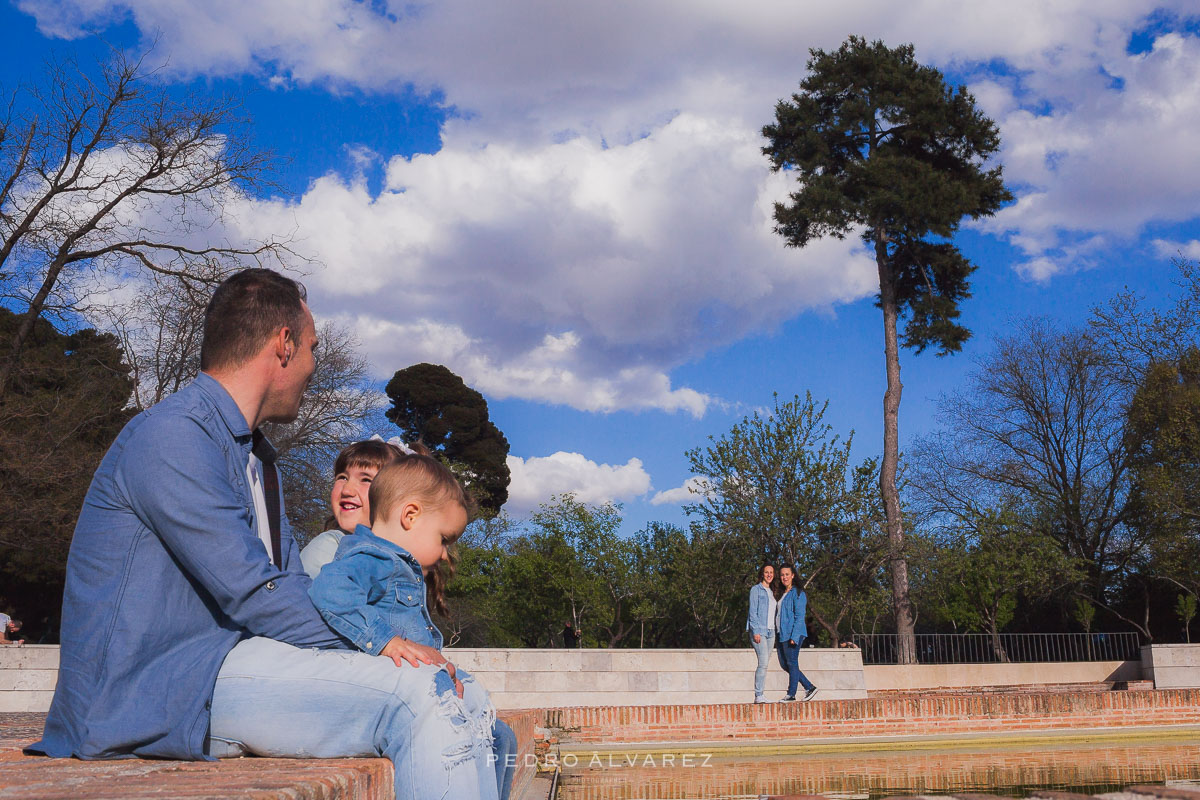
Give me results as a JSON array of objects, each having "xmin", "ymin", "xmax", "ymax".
[{"xmin": 395, "ymin": 582, "xmax": 422, "ymax": 607}]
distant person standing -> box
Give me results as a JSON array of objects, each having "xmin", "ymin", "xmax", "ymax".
[
  {"xmin": 0, "ymin": 613, "xmax": 23, "ymax": 646},
  {"xmin": 746, "ymin": 564, "xmax": 777, "ymax": 704},
  {"xmin": 562, "ymin": 622, "xmax": 580, "ymax": 648},
  {"xmin": 776, "ymin": 565, "xmax": 818, "ymax": 702}
]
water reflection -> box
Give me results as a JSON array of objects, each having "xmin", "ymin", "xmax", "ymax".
[{"xmin": 557, "ymin": 740, "xmax": 1200, "ymax": 800}]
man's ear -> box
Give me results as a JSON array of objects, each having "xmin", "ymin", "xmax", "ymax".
[{"xmin": 275, "ymin": 327, "xmax": 294, "ymax": 366}]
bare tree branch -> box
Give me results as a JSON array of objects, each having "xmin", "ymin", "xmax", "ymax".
[{"xmin": 0, "ymin": 47, "xmax": 296, "ymax": 395}]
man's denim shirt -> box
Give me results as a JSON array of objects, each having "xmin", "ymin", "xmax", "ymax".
[
  {"xmin": 310, "ymin": 525, "xmax": 441, "ymax": 653},
  {"xmin": 31, "ymin": 373, "xmax": 344, "ymax": 761}
]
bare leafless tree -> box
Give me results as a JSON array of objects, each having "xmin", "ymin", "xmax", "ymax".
[
  {"xmin": 93, "ymin": 270, "xmax": 215, "ymax": 408},
  {"xmin": 1089, "ymin": 257, "xmax": 1200, "ymax": 392},
  {"xmin": 910, "ymin": 318, "xmax": 1145, "ymax": 629},
  {"xmin": 0, "ymin": 47, "xmax": 295, "ymax": 395}
]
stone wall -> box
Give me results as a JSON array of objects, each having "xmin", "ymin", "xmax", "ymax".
[
  {"xmin": 863, "ymin": 659, "xmax": 1141, "ymax": 691},
  {"xmin": 0, "ymin": 646, "xmax": 56, "ymax": 713},
  {"xmin": 447, "ymin": 647, "xmax": 867, "ymax": 708},
  {"xmin": 1141, "ymin": 644, "xmax": 1200, "ymax": 688},
  {"xmin": 5, "ymin": 645, "xmax": 1197, "ymax": 712}
]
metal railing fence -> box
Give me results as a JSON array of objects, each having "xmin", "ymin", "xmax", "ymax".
[{"xmin": 850, "ymin": 632, "xmax": 1141, "ymax": 665}]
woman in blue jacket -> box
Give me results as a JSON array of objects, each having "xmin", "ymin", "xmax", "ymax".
[
  {"xmin": 745, "ymin": 564, "xmax": 777, "ymax": 703},
  {"xmin": 776, "ymin": 565, "xmax": 818, "ymax": 701}
]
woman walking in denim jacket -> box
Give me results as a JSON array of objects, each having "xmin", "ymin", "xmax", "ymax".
[
  {"xmin": 776, "ymin": 565, "xmax": 818, "ymax": 702},
  {"xmin": 745, "ymin": 564, "xmax": 777, "ymax": 703}
]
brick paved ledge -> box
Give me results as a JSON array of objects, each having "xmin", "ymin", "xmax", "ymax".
[
  {"xmin": 540, "ymin": 687, "xmax": 1200, "ymax": 746},
  {"xmin": 0, "ymin": 711, "xmax": 547, "ymax": 800},
  {"xmin": 0, "ymin": 751, "xmax": 393, "ymax": 800}
]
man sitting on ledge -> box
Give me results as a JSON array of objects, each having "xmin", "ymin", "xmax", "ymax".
[
  {"xmin": 0, "ymin": 613, "xmax": 22, "ymax": 646},
  {"xmin": 29, "ymin": 269, "xmax": 507, "ymax": 800}
]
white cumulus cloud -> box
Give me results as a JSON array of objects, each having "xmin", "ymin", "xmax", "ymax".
[
  {"xmin": 978, "ymin": 31, "xmax": 1200, "ymax": 277},
  {"xmin": 1152, "ymin": 238, "xmax": 1200, "ymax": 260},
  {"xmin": 505, "ymin": 452, "xmax": 652, "ymax": 515},
  {"xmin": 650, "ymin": 477, "xmax": 710, "ymax": 506},
  {"xmin": 21, "ymin": 0, "xmax": 1200, "ymax": 401},
  {"xmin": 239, "ymin": 114, "xmax": 876, "ymax": 413}
]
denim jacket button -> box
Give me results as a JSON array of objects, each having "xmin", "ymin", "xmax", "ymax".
[
  {"xmin": 265, "ymin": 580, "xmax": 276, "ymax": 591},
  {"xmin": 366, "ymin": 641, "xmax": 373, "ymax": 649},
  {"xmin": 407, "ymin": 595, "xmax": 413, "ymax": 602}
]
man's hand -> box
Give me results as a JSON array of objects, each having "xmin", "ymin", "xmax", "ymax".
[
  {"xmin": 788, "ymin": 639, "xmax": 796, "ymax": 646},
  {"xmin": 753, "ymin": 634, "xmax": 761, "ymax": 644},
  {"xmin": 381, "ymin": 636, "xmax": 444, "ymax": 668}
]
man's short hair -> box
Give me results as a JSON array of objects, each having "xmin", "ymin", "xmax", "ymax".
[{"xmin": 200, "ymin": 269, "xmax": 308, "ymax": 372}]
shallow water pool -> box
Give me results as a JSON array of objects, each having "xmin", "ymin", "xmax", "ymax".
[{"xmin": 556, "ymin": 737, "xmax": 1200, "ymax": 799}]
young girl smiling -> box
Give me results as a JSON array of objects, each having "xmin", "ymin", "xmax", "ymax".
[
  {"xmin": 300, "ymin": 438, "xmax": 428, "ymax": 578},
  {"xmin": 309, "ymin": 453, "xmax": 516, "ymax": 800}
]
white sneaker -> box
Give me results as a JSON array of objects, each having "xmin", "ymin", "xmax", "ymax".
[{"xmin": 754, "ymin": 695, "xmax": 766, "ymax": 704}]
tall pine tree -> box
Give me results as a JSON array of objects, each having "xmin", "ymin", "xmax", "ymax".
[
  {"xmin": 385, "ymin": 363, "xmax": 510, "ymax": 516},
  {"xmin": 762, "ymin": 37, "xmax": 1011, "ymax": 662}
]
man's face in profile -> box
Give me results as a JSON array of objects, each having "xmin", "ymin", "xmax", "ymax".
[{"xmin": 267, "ymin": 303, "xmax": 319, "ymax": 424}]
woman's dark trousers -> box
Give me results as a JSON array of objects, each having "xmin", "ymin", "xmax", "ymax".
[{"xmin": 776, "ymin": 638, "xmax": 816, "ymax": 697}]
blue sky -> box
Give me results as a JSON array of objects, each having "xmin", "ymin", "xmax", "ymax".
[{"xmin": 4, "ymin": 1, "xmax": 1199, "ymax": 535}]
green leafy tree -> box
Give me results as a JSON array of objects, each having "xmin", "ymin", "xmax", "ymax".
[
  {"xmin": 530, "ymin": 495, "xmax": 643, "ymax": 647},
  {"xmin": 626, "ymin": 523, "xmax": 679, "ymax": 647},
  {"xmin": 1176, "ymin": 594, "xmax": 1197, "ymax": 644},
  {"xmin": 802, "ymin": 466, "xmax": 892, "ymax": 647},
  {"xmin": 762, "ymin": 36, "xmax": 1011, "ymax": 662},
  {"xmin": 1125, "ymin": 347, "xmax": 1200, "ymax": 631},
  {"xmin": 1089, "ymin": 257, "xmax": 1200, "ymax": 640},
  {"xmin": 439, "ymin": 514, "xmax": 518, "ymax": 646},
  {"xmin": 0, "ymin": 308, "xmax": 134, "ymax": 639},
  {"xmin": 497, "ymin": 509, "xmax": 602, "ymax": 647},
  {"xmin": 926, "ymin": 508, "xmax": 1077, "ymax": 660},
  {"xmin": 385, "ymin": 363, "xmax": 510, "ymax": 516},
  {"xmin": 685, "ymin": 393, "xmax": 889, "ymax": 644},
  {"xmin": 640, "ymin": 521, "xmax": 750, "ymax": 647},
  {"xmin": 1126, "ymin": 347, "xmax": 1200, "ymax": 538}
]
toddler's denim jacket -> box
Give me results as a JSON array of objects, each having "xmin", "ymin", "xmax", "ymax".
[{"xmin": 309, "ymin": 524, "xmax": 441, "ymax": 654}]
